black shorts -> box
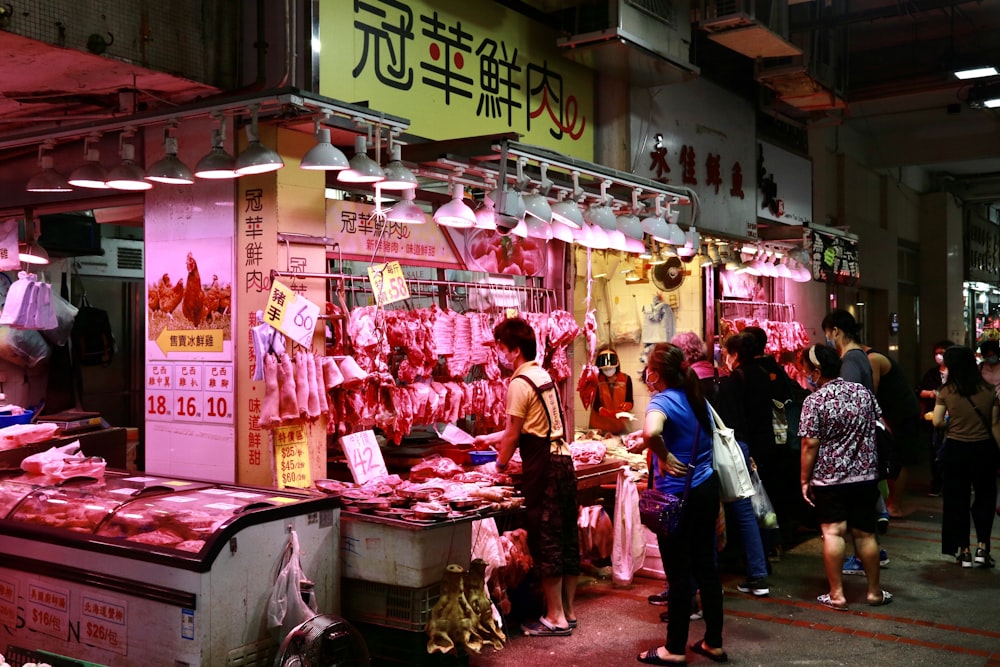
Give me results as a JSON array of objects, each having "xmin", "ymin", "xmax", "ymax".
[
  {"xmin": 524, "ymin": 454, "xmax": 581, "ymax": 579},
  {"xmin": 811, "ymin": 481, "xmax": 880, "ymax": 534}
]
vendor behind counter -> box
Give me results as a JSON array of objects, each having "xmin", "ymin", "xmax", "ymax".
[{"xmin": 588, "ymin": 346, "xmax": 634, "ymax": 435}]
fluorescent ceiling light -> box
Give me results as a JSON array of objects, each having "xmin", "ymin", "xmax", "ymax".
[
  {"xmin": 955, "ymin": 66, "xmax": 998, "ymax": 80},
  {"xmin": 984, "ymin": 98, "xmax": 1000, "ymax": 108}
]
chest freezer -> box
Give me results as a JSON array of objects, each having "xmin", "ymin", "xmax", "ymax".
[{"xmin": 0, "ymin": 472, "xmax": 340, "ymax": 667}]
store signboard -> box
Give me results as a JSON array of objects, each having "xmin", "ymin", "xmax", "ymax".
[
  {"xmin": 806, "ymin": 227, "xmax": 859, "ymax": 286},
  {"xmin": 319, "ymin": 0, "xmax": 594, "ymax": 160},
  {"xmin": 757, "ymin": 140, "xmax": 812, "ymax": 226},
  {"xmin": 966, "ymin": 215, "xmax": 1000, "ymax": 282},
  {"xmin": 629, "ymin": 78, "xmax": 757, "ymax": 240},
  {"xmin": 327, "ymin": 199, "xmax": 463, "ymax": 269}
]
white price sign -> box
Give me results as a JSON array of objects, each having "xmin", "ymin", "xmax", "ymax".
[
  {"xmin": 173, "ymin": 392, "xmax": 204, "ymax": 422},
  {"xmin": 263, "ymin": 280, "xmax": 321, "ymax": 347},
  {"xmin": 146, "ymin": 390, "xmax": 174, "ymax": 421},
  {"xmin": 340, "ymin": 430, "xmax": 388, "ymax": 484}
]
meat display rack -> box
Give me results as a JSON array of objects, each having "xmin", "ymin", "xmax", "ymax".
[
  {"xmin": 718, "ymin": 299, "xmax": 796, "ymax": 323},
  {"xmin": 270, "ymin": 269, "xmax": 557, "ymax": 314}
]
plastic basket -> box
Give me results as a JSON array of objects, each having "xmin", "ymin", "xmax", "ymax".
[
  {"xmin": 1, "ymin": 645, "xmax": 105, "ymax": 667},
  {"xmin": 0, "ymin": 410, "xmax": 33, "ymax": 428},
  {"xmin": 342, "ymin": 578, "xmax": 440, "ymax": 631}
]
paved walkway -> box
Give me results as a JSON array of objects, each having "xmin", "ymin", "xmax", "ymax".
[{"xmin": 457, "ymin": 486, "xmax": 1000, "ymax": 667}]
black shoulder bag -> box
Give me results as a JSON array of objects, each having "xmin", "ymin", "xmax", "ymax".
[
  {"xmin": 638, "ymin": 422, "xmax": 701, "ymax": 538},
  {"xmin": 965, "ymin": 394, "xmax": 998, "ymax": 446}
]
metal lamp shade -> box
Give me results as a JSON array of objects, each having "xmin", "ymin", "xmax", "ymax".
[
  {"xmin": 235, "ymin": 140, "xmax": 284, "ymax": 175},
  {"xmin": 300, "ymin": 128, "xmax": 349, "ymax": 171},
  {"xmin": 641, "ymin": 214, "xmax": 670, "ymax": 242},
  {"xmin": 337, "ymin": 136, "xmax": 385, "ymax": 183},
  {"xmin": 522, "ymin": 193, "xmax": 552, "ymax": 223},
  {"xmin": 147, "ymin": 139, "xmax": 194, "ymax": 184},
  {"xmin": 551, "ymin": 200, "xmax": 584, "ymax": 229},
  {"xmin": 433, "ymin": 183, "xmax": 476, "ymax": 228},
  {"xmin": 68, "ymin": 150, "xmax": 110, "ymax": 189},
  {"xmin": 551, "ymin": 219, "xmax": 575, "ymax": 242},
  {"xmin": 27, "ymin": 164, "xmax": 72, "ymax": 193},
  {"xmin": 106, "ymin": 144, "xmax": 152, "ymax": 190},
  {"xmin": 194, "ymin": 130, "xmax": 238, "ymax": 179},
  {"xmin": 385, "ymin": 190, "xmax": 426, "ymax": 224}
]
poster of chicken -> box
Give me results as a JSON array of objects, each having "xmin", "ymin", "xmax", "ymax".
[{"xmin": 145, "ymin": 237, "xmax": 233, "ymax": 362}]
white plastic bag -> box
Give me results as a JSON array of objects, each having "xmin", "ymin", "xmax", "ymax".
[
  {"xmin": 749, "ymin": 468, "xmax": 778, "ymax": 530},
  {"xmin": 20, "ymin": 441, "xmax": 106, "ymax": 481},
  {"xmin": 611, "ymin": 467, "xmax": 647, "ymax": 586},
  {"xmin": 267, "ymin": 529, "xmax": 318, "ymax": 638}
]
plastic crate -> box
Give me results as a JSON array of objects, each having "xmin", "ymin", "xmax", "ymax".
[
  {"xmin": 342, "ymin": 578, "xmax": 441, "ymax": 631},
  {"xmin": 1, "ymin": 645, "xmax": 105, "ymax": 667},
  {"xmin": 341, "ymin": 517, "xmax": 472, "ymax": 587}
]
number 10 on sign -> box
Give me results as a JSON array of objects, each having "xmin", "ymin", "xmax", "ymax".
[{"xmin": 368, "ymin": 261, "xmax": 410, "ymax": 307}]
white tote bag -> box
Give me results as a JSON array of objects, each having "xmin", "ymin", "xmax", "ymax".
[{"xmin": 709, "ymin": 404, "xmax": 755, "ymax": 502}]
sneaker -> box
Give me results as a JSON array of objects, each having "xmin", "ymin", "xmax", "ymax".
[
  {"xmin": 958, "ymin": 551, "xmax": 973, "ymax": 568},
  {"xmin": 974, "ymin": 547, "xmax": 995, "ymax": 568},
  {"xmin": 879, "ymin": 549, "xmax": 890, "ymax": 568},
  {"xmin": 689, "ymin": 608, "xmax": 704, "ymax": 621},
  {"xmin": 736, "ymin": 577, "xmax": 770, "ymax": 597},
  {"xmin": 842, "ymin": 555, "xmax": 865, "ymax": 575},
  {"xmin": 877, "ymin": 512, "xmax": 890, "ymax": 535},
  {"xmin": 647, "ymin": 590, "xmax": 670, "ymax": 606}
]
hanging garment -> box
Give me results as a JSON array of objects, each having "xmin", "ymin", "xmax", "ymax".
[{"xmin": 641, "ymin": 299, "xmax": 675, "ymax": 344}]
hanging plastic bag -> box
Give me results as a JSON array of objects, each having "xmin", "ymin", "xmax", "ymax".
[
  {"xmin": 611, "ymin": 295, "xmax": 642, "ymax": 345},
  {"xmin": 267, "ymin": 529, "xmax": 318, "ymax": 638},
  {"xmin": 749, "ymin": 468, "xmax": 778, "ymax": 530},
  {"xmin": 611, "ymin": 467, "xmax": 647, "ymax": 586},
  {"xmin": 40, "ymin": 290, "xmax": 79, "ymax": 347}
]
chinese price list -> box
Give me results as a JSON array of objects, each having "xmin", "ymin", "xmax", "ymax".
[
  {"xmin": 146, "ymin": 362, "xmax": 234, "ymax": 425},
  {"xmin": 275, "ymin": 424, "xmax": 311, "ymax": 489}
]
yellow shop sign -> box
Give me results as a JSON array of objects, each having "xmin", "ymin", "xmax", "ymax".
[{"xmin": 319, "ymin": 0, "xmax": 594, "ymax": 160}]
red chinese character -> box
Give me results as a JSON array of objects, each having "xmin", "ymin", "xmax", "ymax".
[
  {"xmin": 705, "ymin": 153, "xmax": 722, "ymax": 194},
  {"xmin": 649, "ymin": 146, "xmax": 670, "ymax": 181},
  {"xmin": 680, "ymin": 145, "xmax": 698, "ymax": 185}
]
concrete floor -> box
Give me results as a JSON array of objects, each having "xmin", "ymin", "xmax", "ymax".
[{"xmin": 452, "ymin": 482, "xmax": 1000, "ymax": 667}]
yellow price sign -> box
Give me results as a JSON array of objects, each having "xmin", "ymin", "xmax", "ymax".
[
  {"xmin": 263, "ymin": 280, "xmax": 321, "ymax": 347},
  {"xmin": 155, "ymin": 329, "xmax": 224, "ymax": 354},
  {"xmin": 367, "ymin": 261, "xmax": 410, "ymax": 307},
  {"xmin": 274, "ymin": 424, "xmax": 312, "ymax": 489}
]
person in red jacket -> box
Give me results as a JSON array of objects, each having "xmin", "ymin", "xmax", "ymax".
[{"xmin": 589, "ymin": 345, "xmax": 634, "ymax": 435}]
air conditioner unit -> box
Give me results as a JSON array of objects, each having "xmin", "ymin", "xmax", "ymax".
[
  {"xmin": 557, "ymin": 0, "xmax": 699, "ymax": 87},
  {"xmin": 697, "ymin": 0, "xmax": 801, "ymax": 59},
  {"xmin": 74, "ymin": 238, "xmax": 144, "ymax": 279}
]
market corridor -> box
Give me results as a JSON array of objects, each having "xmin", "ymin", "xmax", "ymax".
[{"xmin": 460, "ymin": 489, "xmax": 1000, "ymax": 667}]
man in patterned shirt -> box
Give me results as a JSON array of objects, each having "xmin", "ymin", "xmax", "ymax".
[{"xmin": 798, "ymin": 344, "xmax": 894, "ymax": 611}]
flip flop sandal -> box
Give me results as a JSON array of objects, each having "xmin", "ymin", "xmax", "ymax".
[
  {"xmin": 690, "ymin": 641, "xmax": 729, "ymax": 663},
  {"xmin": 521, "ymin": 618, "xmax": 571, "ymax": 637},
  {"xmin": 817, "ymin": 593, "xmax": 849, "ymax": 611},
  {"xmin": 868, "ymin": 590, "xmax": 894, "ymax": 606},
  {"xmin": 637, "ymin": 648, "xmax": 686, "ymax": 665}
]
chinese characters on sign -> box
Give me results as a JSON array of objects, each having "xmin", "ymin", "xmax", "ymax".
[
  {"xmin": 327, "ymin": 200, "xmax": 460, "ymax": 268},
  {"xmin": 343, "ymin": 0, "xmax": 590, "ymax": 154},
  {"xmin": 649, "ymin": 140, "xmax": 745, "ymax": 201},
  {"xmin": 807, "ymin": 229, "xmax": 859, "ymax": 286},
  {"xmin": 967, "ymin": 218, "xmax": 1000, "ymax": 281},
  {"xmin": 263, "ymin": 280, "xmax": 321, "ymax": 347},
  {"xmin": 146, "ymin": 363, "xmax": 235, "ymax": 425},
  {"xmin": 275, "ymin": 424, "xmax": 312, "ymax": 489},
  {"xmin": 340, "ymin": 430, "xmax": 389, "ymax": 485},
  {"xmin": 243, "ymin": 187, "xmax": 271, "ymax": 295},
  {"xmin": 82, "ymin": 593, "xmax": 128, "ymax": 655}
]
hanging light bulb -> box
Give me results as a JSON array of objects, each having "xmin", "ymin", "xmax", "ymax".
[
  {"xmin": 194, "ymin": 115, "xmax": 238, "ymax": 179},
  {"xmin": 26, "ymin": 141, "xmax": 72, "ymax": 193},
  {"xmin": 586, "ymin": 180, "xmax": 617, "ymax": 231},
  {"xmin": 433, "ymin": 182, "xmax": 476, "ymax": 228},
  {"xmin": 106, "ymin": 128, "xmax": 152, "ymax": 190},
  {"xmin": 380, "ymin": 141, "xmax": 418, "ymax": 190},
  {"xmin": 475, "ymin": 193, "xmax": 498, "ymax": 230},
  {"xmin": 337, "ymin": 133, "xmax": 385, "ymax": 184},
  {"xmin": 300, "ymin": 113, "xmax": 350, "ymax": 171},
  {"xmin": 663, "ymin": 202, "xmax": 687, "ymax": 246},
  {"xmin": 551, "ymin": 192, "xmax": 584, "ymax": 229},
  {"xmin": 385, "ymin": 188, "xmax": 426, "ymax": 224},
  {"xmin": 235, "ymin": 106, "xmax": 285, "ymax": 175},
  {"xmin": 641, "ymin": 195, "xmax": 670, "ymax": 242},
  {"xmin": 521, "ymin": 163, "xmax": 553, "ymax": 239},
  {"xmin": 618, "ymin": 189, "xmax": 644, "ymax": 240},
  {"xmin": 677, "ymin": 225, "xmax": 700, "ymax": 257},
  {"xmin": 146, "ymin": 124, "xmax": 194, "ymax": 185},
  {"xmin": 67, "ymin": 134, "xmax": 110, "ymax": 189}
]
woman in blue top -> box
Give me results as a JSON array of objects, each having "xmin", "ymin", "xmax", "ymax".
[{"xmin": 635, "ymin": 343, "xmax": 726, "ymax": 665}]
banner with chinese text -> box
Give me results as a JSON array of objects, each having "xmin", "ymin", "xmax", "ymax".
[
  {"xmin": 320, "ymin": 0, "xmax": 594, "ymax": 160},
  {"xmin": 629, "ymin": 78, "xmax": 757, "ymax": 240},
  {"xmin": 806, "ymin": 227, "xmax": 859, "ymax": 286}
]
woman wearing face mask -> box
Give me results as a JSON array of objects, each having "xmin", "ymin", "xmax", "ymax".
[
  {"xmin": 589, "ymin": 345, "xmax": 634, "ymax": 435},
  {"xmin": 919, "ymin": 340, "xmax": 955, "ymax": 496},
  {"xmin": 978, "ymin": 340, "xmax": 1000, "ymax": 390}
]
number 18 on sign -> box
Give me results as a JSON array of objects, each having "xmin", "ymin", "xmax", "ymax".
[{"xmin": 263, "ymin": 280, "xmax": 320, "ymax": 347}]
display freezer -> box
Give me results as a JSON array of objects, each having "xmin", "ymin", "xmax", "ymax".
[{"xmin": 0, "ymin": 473, "xmax": 340, "ymax": 667}]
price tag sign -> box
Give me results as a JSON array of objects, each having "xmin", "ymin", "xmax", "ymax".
[
  {"xmin": 263, "ymin": 280, "xmax": 321, "ymax": 347},
  {"xmin": 367, "ymin": 261, "xmax": 410, "ymax": 307},
  {"xmin": 274, "ymin": 424, "xmax": 311, "ymax": 489},
  {"xmin": 340, "ymin": 429, "xmax": 388, "ymax": 484}
]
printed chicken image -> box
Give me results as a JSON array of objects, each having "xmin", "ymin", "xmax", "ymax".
[
  {"xmin": 147, "ymin": 250, "xmax": 233, "ymax": 341},
  {"xmin": 183, "ymin": 252, "xmax": 208, "ymax": 326}
]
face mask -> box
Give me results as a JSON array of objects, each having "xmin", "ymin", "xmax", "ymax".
[
  {"xmin": 497, "ymin": 349, "xmax": 513, "ymax": 369},
  {"xmin": 934, "ymin": 353, "xmax": 944, "ymax": 365},
  {"xmin": 987, "ymin": 356, "xmax": 999, "ymax": 365},
  {"xmin": 825, "ymin": 337, "xmax": 836, "ymax": 348},
  {"xmin": 806, "ymin": 374, "xmax": 818, "ymax": 389},
  {"xmin": 601, "ymin": 367, "xmax": 617, "ymax": 377}
]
